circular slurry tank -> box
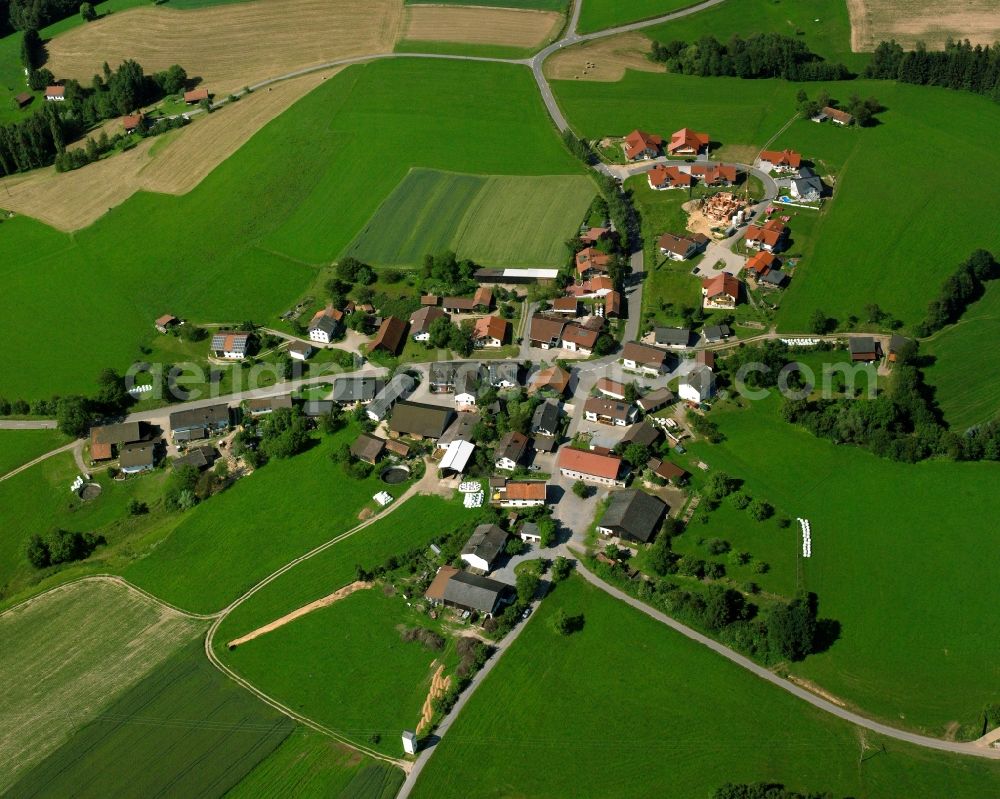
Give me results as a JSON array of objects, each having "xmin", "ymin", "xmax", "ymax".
[{"xmin": 380, "ymin": 465, "xmax": 411, "ymax": 484}]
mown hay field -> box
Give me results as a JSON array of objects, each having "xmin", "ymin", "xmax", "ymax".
[
  {"xmin": 406, "ymin": 0, "xmax": 566, "ymax": 8},
  {"xmin": 0, "ymin": 59, "xmax": 582, "ymax": 401},
  {"xmin": 848, "ymin": 0, "xmax": 1000, "ymax": 50},
  {"xmin": 923, "ymin": 282, "xmax": 1000, "ymax": 431},
  {"xmin": 545, "ymin": 32, "xmax": 666, "ymax": 81},
  {"xmin": 45, "ymin": 0, "xmax": 403, "ymax": 95},
  {"xmin": 345, "ymin": 169, "xmax": 595, "ymax": 267},
  {"xmin": 0, "ymin": 578, "xmax": 206, "ymax": 793},
  {"xmin": 7, "ymin": 639, "xmax": 294, "ymax": 798},
  {"xmin": 411, "ymin": 575, "xmax": 1000, "ymax": 798},
  {"xmin": 0, "ymin": 70, "xmax": 338, "ymax": 231},
  {"xmin": 0, "ymin": 429, "xmax": 70, "ymax": 476},
  {"xmin": 403, "ymin": 5, "xmax": 563, "ymax": 48}
]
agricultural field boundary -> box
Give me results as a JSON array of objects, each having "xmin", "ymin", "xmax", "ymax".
[
  {"xmin": 201, "ymin": 475, "xmax": 433, "ymax": 770},
  {"xmin": 0, "ymin": 441, "xmax": 77, "ymax": 483},
  {"xmin": 569, "ymin": 555, "xmax": 1000, "ymax": 759}
]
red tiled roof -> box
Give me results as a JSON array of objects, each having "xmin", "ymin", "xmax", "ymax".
[
  {"xmin": 184, "ymin": 88, "xmax": 209, "ymax": 103},
  {"xmin": 421, "ymin": 294, "xmax": 439, "ymax": 305},
  {"xmin": 529, "ymin": 315, "xmax": 567, "ymax": 344},
  {"xmin": 759, "ymin": 149, "xmax": 802, "ymax": 168},
  {"xmin": 580, "ymin": 227, "xmax": 609, "ymax": 244},
  {"xmin": 474, "ymin": 315, "xmax": 509, "ymax": 342},
  {"xmin": 155, "ymin": 314, "xmax": 176, "ymax": 327},
  {"xmin": 746, "ymin": 221, "xmax": 787, "ymax": 247},
  {"xmin": 558, "ymin": 447, "xmax": 622, "ymax": 480},
  {"xmin": 589, "ymin": 275, "xmax": 614, "ymax": 292},
  {"xmin": 370, "ymin": 316, "xmax": 407, "ymax": 354},
  {"xmin": 530, "ymin": 365, "xmax": 570, "ymax": 394},
  {"xmin": 473, "ymin": 286, "xmax": 494, "ymax": 307},
  {"xmin": 575, "ymin": 247, "xmax": 611, "ymax": 275},
  {"xmin": 596, "ymin": 377, "xmax": 626, "ymax": 396},
  {"xmin": 648, "ymin": 164, "xmax": 693, "ymax": 189},
  {"xmin": 702, "ymin": 273, "xmax": 740, "ymax": 301},
  {"xmin": 623, "ymin": 129, "xmax": 663, "ymax": 159},
  {"xmin": 667, "ymin": 128, "xmax": 709, "ymax": 154},
  {"xmin": 552, "ymin": 296, "xmax": 579, "ymax": 313},
  {"xmin": 561, "ymin": 323, "xmax": 598, "ymax": 350},
  {"xmin": 506, "ymin": 481, "xmax": 547, "ymax": 501},
  {"xmin": 747, "ymin": 250, "xmax": 777, "ymax": 275},
  {"xmin": 90, "ymin": 439, "xmax": 113, "ymax": 460},
  {"xmin": 122, "ymin": 114, "xmax": 143, "ymax": 129},
  {"xmin": 45, "ymin": 86, "xmax": 65, "ymax": 98},
  {"xmin": 622, "ymin": 341, "xmax": 666, "ymax": 368},
  {"xmin": 823, "ymin": 106, "xmax": 854, "ymax": 124},
  {"xmin": 604, "ymin": 290, "xmax": 622, "ymax": 316}
]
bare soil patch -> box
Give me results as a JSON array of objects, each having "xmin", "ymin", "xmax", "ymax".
[
  {"xmin": 417, "ymin": 661, "xmax": 452, "ymax": 735},
  {"xmin": 403, "ymin": 5, "xmax": 562, "ymax": 48},
  {"xmin": 227, "ymin": 580, "xmax": 372, "ymax": 648},
  {"xmin": 848, "ymin": 0, "xmax": 1000, "ymax": 50},
  {"xmin": 0, "ymin": 70, "xmax": 334, "ymax": 231},
  {"xmin": 46, "ymin": 0, "xmax": 403, "ymax": 96},
  {"xmin": 786, "ymin": 673, "xmax": 847, "ymax": 707},
  {"xmin": 545, "ymin": 33, "xmax": 665, "ymax": 82}
]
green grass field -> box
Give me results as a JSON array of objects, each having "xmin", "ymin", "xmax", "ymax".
[
  {"xmin": 0, "ymin": 59, "xmax": 582, "ymax": 402},
  {"xmin": 922, "ymin": 282, "xmax": 1000, "ymax": 430},
  {"xmin": 228, "ymin": 732, "xmax": 404, "ymax": 799},
  {"xmin": 644, "ymin": 0, "xmax": 863, "ymax": 67},
  {"xmin": 555, "ymin": 72, "xmax": 1000, "ymax": 333},
  {"xmin": 123, "ymin": 426, "xmax": 408, "ymax": 614},
  {"xmin": 577, "ymin": 0, "xmax": 697, "ymax": 35},
  {"xmin": 411, "ymin": 575, "xmax": 1000, "ymax": 798},
  {"xmin": 7, "ymin": 638, "xmax": 294, "ymax": 798},
  {"xmin": 685, "ymin": 396, "xmax": 1000, "ymax": 737},
  {"xmin": 215, "ymin": 495, "xmax": 471, "ymax": 640},
  {"xmin": 224, "ymin": 589, "xmax": 456, "ymax": 756},
  {"xmin": 0, "ymin": 578, "xmax": 205, "ymax": 792},
  {"xmin": 346, "ymin": 169, "xmax": 595, "ymax": 267},
  {"xmin": 0, "ymin": 429, "xmax": 70, "ymax": 475},
  {"xmin": 0, "ymin": 450, "xmax": 176, "ymax": 605}
]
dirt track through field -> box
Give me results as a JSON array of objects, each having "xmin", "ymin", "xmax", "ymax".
[
  {"xmin": 0, "ymin": 70, "xmax": 336, "ymax": 231},
  {"xmin": 227, "ymin": 580, "xmax": 372, "ymax": 648},
  {"xmin": 403, "ymin": 5, "xmax": 563, "ymax": 48},
  {"xmin": 46, "ymin": 0, "xmax": 403, "ymax": 95},
  {"xmin": 416, "ymin": 662, "xmax": 451, "ymax": 735},
  {"xmin": 847, "ymin": 0, "xmax": 1000, "ymax": 50},
  {"xmin": 544, "ymin": 32, "xmax": 665, "ymax": 81}
]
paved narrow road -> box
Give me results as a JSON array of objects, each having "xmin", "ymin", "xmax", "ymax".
[{"xmin": 0, "ymin": 419, "xmax": 58, "ymax": 429}]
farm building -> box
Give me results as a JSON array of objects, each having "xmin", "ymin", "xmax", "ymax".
[
  {"xmin": 823, "ymin": 105, "xmax": 854, "ymax": 125},
  {"xmin": 169, "ymin": 404, "xmax": 231, "ymax": 443},
  {"xmin": 350, "ymin": 433, "xmax": 385, "ymax": 465},
  {"xmin": 366, "ymin": 373, "xmax": 416, "ymax": 421},
  {"xmin": 636, "ymin": 387, "xmax": 674, "ymax": 414},
  {"xmin": 621, "ymin": 421, "xmax": 661, "ymax": 448},
  {"xmin": 557, "ymin": 446, "xmax": 625, "ymax": 486},
  {"xmin": 701, "ymin": 324, "xmax": 732, "ymax": 343},
  {"xmin": 575, "ymin": 247, "xmax": 611, "ymax": 277},
  {"xmin": 461, "ymin": 524, "xmax": 508, "ymax": 573},
  {"xmin": 247, "ymin": 395, "xmax": 293, "ymax": 416},
  {"xmin": 597, "ymin": 489, "xmax": 667, "ymax": 543},
  {"xmin": 45, "ymin": 86, "xmax": 65, "ymax": 101},
  {"xmin": 551, "ymin": 296, "xmax": 580, "ymax": 315},
  {"xmin": 387, "ymin": 401, "xmax": 453, "ymax": 439},
  {"xmin": 90, "ymin": 421, "xmax": 149, "ymax": 461},
  {"xmin": 172, "ymin": 446, "xmax": 217, "ymax": 471},
  {"xmin": 648, "ymin": 457, "xmax": 688, "ymax": 485},
  {"xmin": 153, "ymin": 313, "xmax": 178, "ymax": 333},
  {"xmin": 529, "ymin": 315, "xmax": 567, "ymax": 349},
  {"xmin": 308, "ymin": 307, "xmax": 343, "ymax": 344},
  {"xmin": 184, "ymin": 88, "xmax": 209, "ymax": 104},
  {"xmin": 369, "ymin": 316, "xmax": 408, "ymax": 355},
  {"xmin": 425, "ymin": 567, "xmax": 512, "ymax": 617},
  {"xmin": 14, "ymin": 92, "xmax": 32, "ymax": 108},
  {"xmin": 122, "ymin": 114, "xmax": 144, "ymax": 133},
  {"xmin": 210, "ymin": 331, "xmax": 252, "ymax": 360},
  {"xmin": 332, "ymin": 376, "xmax": 381, "ymax": 405},
  {"xmin": 580, "ymin": 226, "xmax": 609, "ymax": 244},
  {"xmin": 888, "ymin": 334, "xmax": 914, "ymax": 363},
  {"xmin": 849, "ymin": 336, "xmax": 882, "ymax": 363},
  {"xmin": 603, "ymin": 290, "xmax": 622, "ymax": 319},
  {"xmin": 118, "ymin": 441, "xmax": 158, "ymax": 475}
]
